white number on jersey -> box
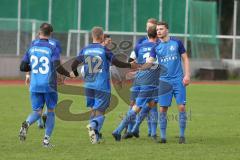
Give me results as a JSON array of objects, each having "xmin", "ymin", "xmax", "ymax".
[
  {"xmin": 143, "ymin": 52, "xmax": 158, "ymax": 69},
  {"xmin": 85, "ymin": 56, "xmax": 103, "ymax": 74},
  {"xmin": 30, "ymin": 55, "xmax": 50, "ymax": 74}
]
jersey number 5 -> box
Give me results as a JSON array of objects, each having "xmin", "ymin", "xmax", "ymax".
[{"xmin": 30, "ymin": 55, "xmax": 50, "ymax": 74}]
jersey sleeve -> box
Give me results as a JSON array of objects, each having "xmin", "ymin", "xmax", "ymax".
[
  {"xmin": 21, "ymin": 49, "xmax": 30, "ymax": 63},
  {"xmin": 150, "ymin": 44, "xmax": 157, "ymax": 58},
  {"xmin": 130, "ymin": 45, "xmax": 139, "ymax": 60},
  {"xmin": 136, "ymin": 36, "xmax": 147, "ymax": 46},
  {"xmin": 76, "ymin": 49, "xmax": 84, "ymax": 62},
  {"xmin": 105, "ymin": 47, "xmax": 114, "ymax": 62},
  {"xmin": 51, "ymin": 47, "xmax": 60, "ymax": 62},
  {"xmin": 55, "ymin": 40, "xmax": 62, "ymax": 54},
  {"xmin": 177, "ymin": 40, "xmax": 186, "ymax": 54}
]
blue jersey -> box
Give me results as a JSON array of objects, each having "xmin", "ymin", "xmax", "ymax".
[
  {"xmin": 133, "ymin": 41, "xmax": 160, "ymax": 86},
  {"xmin": 22, "ymin": 39, "xmax": 60, "ymax": 93},
  {"xmin": 77, "ymin": 43, "xmax": 114, "ymax": 92},
  {"xmin": 32, "ymin": 38, "xmax": 62, "ymax": 54},
  {"xmin": 150, "ymin": 37, "xmax": 186, "ymax": 81},
  {"xmin": 136, "ymin": 36, "xmax": 148, "ymax": 45},
  {"xmin": 136, "ymin": 36, "xmax": 160, "ymax": 46}
]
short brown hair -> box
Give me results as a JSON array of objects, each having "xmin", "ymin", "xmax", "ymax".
[
  {"xmin": 147, "ymin": 26, "xmax": 157, "ymax": 38},
  {"xmin": 157, "ymin": 21, "xmax": 169, "ymax": 29},
  {"xmin": 91, "ymin": 26, "xmax": 103, "ymax": 41},
  {"xmin": 104, "ymin": 34, "xmax": 111, "ymax": 39},
  {"xmin": 40, "ymin": 23, "xmax": 53, "ymax": 36},
  {"xmin": 147, "ymin": 18, "xmax": 158, "ymax": 25}
]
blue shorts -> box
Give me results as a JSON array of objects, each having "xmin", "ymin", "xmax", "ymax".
[
  {"xmin": 30, "ymin": 92, "xmax": 58, "ymax": 111},
  {"xmin": 135, "ymin": 86, "xmax": 158, "ymax": 108},
  {"xmin": 158, "ymin": 80, "xmax": 186, "ymax": 107},
  {"xmin": 130, "ymin": 85, "xmax": 140, "ymax": 102},
  {"xmin": 85, "ymin": 88, "xmax": 111, "ymax": 112}
]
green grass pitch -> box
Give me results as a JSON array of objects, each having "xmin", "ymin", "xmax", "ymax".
[{"xmin": 0, "ymin": 84, "xmax": 240, "ymax": 160}]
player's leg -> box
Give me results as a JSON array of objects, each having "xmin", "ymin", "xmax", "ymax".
[
  {"xmin": 174, "ymin": 81, "xmax": 187, "ymax": 144},
  {"xmin": 37, "ymin": 116, "xmax": 44, "ymax": 129},
  {"xmin": 37, "ymin": 108, "xmax": 48, "ymax": 129},
  {"xmin": 122, "ymin": 86, "xmax": 139, "ymax": 139},
  {"xmin": 19, "ymin": 92, "xmax": 43, "ymax": 141},
  {"xmin": 85, "ymin": 88, "xmax": 98, "ymax": 144},
  {"xmin": 112, "ymin": 105, "xmax": 141, "ymax": 141},
  {"xmin": 158, "ymin": 91, "xmax": 172, "ymax": 143},
  {"xmin": 131, "ymin": 103, "xmax": 151, "ymax": 137},
  {"xmin": 147, "ymin": 113, "xmax": 151, "ymax": 137},
  {"xmin": 122, "ymin": 100, "xmax": 136, "ymax": 139},
  {"xmin": 149, "ymin": 102, "xmax": 158, "ymax": 138},
  {"xmin": 150, "ymin": 89, "xmax": 159, "ymax": 139},
  {"xmin": 87, "ymin": 89, "xmax": 110, "ymax": 144},
  {"xmin": 43, "ymin": 92, "xmax": 58, "ymax": 147},
  {"xmin": 131, "ymin": 86, "xmax": 155, "ymax": 137}
]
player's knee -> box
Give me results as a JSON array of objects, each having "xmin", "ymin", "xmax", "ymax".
[
  {"xmin": 160, "ymin": 107, "xmax": 168, "ymax": 112},
  {"xmin": 95, "ymin": 109, "xmax": 104, "ymax": 116},
  {"xmin": 130, "ymin": 101, "xmax": 135, "ymax": 107},
  {"xmin": 132, "ymin": 105, "xmax": 141, "ymax": 113},
  {"xmin": 34, "ymin": 108, "xmax": 43, "ymax": 115},
  {"xmin": 148, "ymin": 101, "xmax": 156, "ymax": 108},
  {"xmin": 178, "ymin": 105, "xmax": 185, "ymax": 112},
  {"xmin": 47, "ymin": 109, "xmax": 55, "ymax": 112}
]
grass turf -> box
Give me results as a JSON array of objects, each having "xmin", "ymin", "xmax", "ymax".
[{"xmin": 0, "ymin": 84, "xmax": 240, "ymax": 160}]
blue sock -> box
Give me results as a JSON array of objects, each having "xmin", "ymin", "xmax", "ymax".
[
  {"xmin": 94, "ymin": 115, "xmax": 105, "ymax": 133},
  {"xmin": 150, "ymin": 107, "xmax": 158, "ymax": 136},
  {"xmin": 26, "ymin": 111, "xmax": 41, "ymax": 125},
  {"xmin": 45, "ymin": 112, "xmax": 55, "ymax": 137},
  {"xmin": 37, "ymin": 110, "xmax": 47, "ymax": 127},
  {"xmin": 159, "ymin": 112, "xmax": 167, "ymax": 139},
  {"xmin": 147, "ymin": 114, "xmax": 151, "ymax": 135},
  {"xmin": 127, "ymin": 108, "xmax": 136, "ymax": 133},
  {"xmin": 179, "ymin": 111, "xmax": 186, "ymax": 137},
  {"xmin": 113, "ymin": 110, "xmax": 137, "ymax": 135},
  {"xmin": 127, "ymin": 118, "xmax": 135, "ymax": 133},
  {"xmin": 37, "ymin": 118, "xmax": 43, "ymax": 127},
  {"xmin": 131, "ymin": 106, "xmax": 151, "ymax": 133}
]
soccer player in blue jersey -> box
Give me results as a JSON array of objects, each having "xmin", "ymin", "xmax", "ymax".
[
  {"xmin": 112, "ymin": 26, "xmax": 160, "ymax": 142},
  {"xmin": 122, "ymin": 18, "xmax": 159, "ymax": 139},
  {"xmin": 19, "ymin": 23, "xmax": 75, "ymax": 147},
  {"xmin": 25, "ymin": 23, "xmax": 63, "ymax": 129},
  {"xmin": 143, "ymin": 21, "xmax": 190, "ymax": 144},
  {"xmin": 71, "ymin": 27, "xmax": 137, "ymax": 144}
]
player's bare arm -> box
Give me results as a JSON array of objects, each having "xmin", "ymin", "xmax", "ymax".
[{"xmin": 181, "ymin": 53, "xmax": 190, "ymax": 86}]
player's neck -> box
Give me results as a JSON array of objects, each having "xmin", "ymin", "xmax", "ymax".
[
  {"xmin": 148, "ymin": 38, "xmax": 157, "ymax": 42},
  {"xmin": 39, "ymin": 35, "xmax": 49, "ymax": 40},
  {"xmin": 93, "ymin": 39, "xmax": 102, "ymax": 44},
  {"xmin": 160, "ymin": 36, "xmax": 170, "ymax": 42}
]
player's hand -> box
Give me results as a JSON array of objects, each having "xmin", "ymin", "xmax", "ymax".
[
  {"xmin": 183, "ymin": 75, "xmax": 190, "ymax": 86},
  {"xmin": 57, "ymin": 74, "xmax": 66, "ymax": 85},
  {"xmin": 70, "ymin": 71, "xmax": 76, "ymax": 78},
  {"xmin": 125, "ymin": 71, "xmax": 137, "ymax": 80},
  {"xmin": 130, "ymin": 62, "xmax": 141, "ymax": 70},
  {"xmin": 25, "ymin": 74, "xmax": 30, "ymax": 85}
]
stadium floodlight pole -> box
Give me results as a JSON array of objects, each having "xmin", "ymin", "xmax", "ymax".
[
  {"xmin": 184, "ymin": 0, "xmax": 189, "ymax": 50},
  {"xmin": 105, "ymin": 0, "xmax": 109, "ymax": 31},
  {"xmin": 76, "ymin": 0, "xmax": 82, "ymax": 57},
  {"xmin": 17, "ymin": 0, "xmax": 21, "ymax": 56},
  {"xmin": 133, "ymin": 0, "xmax": 137, "ymax": 47},
  {"xmin": 48, "ymin": 0, "xmax": 52, "ymax": 24},
  {"xmin": 232, "ymin": 0, "xmax": 238, "ymax": 60},
  {"xmin": 159, "ymin": 0, "xmax": 163, "ymax": 21}
]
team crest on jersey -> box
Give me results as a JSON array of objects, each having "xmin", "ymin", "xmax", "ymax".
[{"xmin": 169, "ymin": 45, "xmax": 175, "ymax": 51}]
